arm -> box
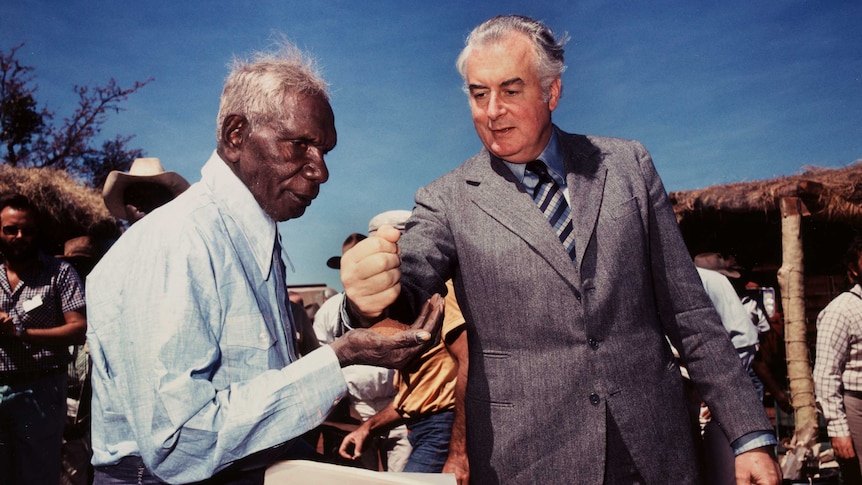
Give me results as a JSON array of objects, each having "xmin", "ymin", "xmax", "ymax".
[
  {"xmin": 751, "ymin": 356, "xmax": 792, "ymax": 414},
  {"xmin": 634, "ymin": 142, "xmax": 778, "ymax": 482},
  {"xmin": 0, "ymin": 261, "xmax": 87, "ymax": 345},
  {"xmin": 443, "ymin": 328, "xmax": 469, "ymax": 485},
  {"xmin": 19, "ymin": 309, "xmax": 86, "ymax": 345},
  {"xmin": 338, "ymin": 405, "xmax": 403, "ymax": 460}
]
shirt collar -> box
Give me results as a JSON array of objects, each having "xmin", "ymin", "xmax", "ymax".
[
  {"xmin": 200, "ymin": 150, "xmax": 277, "ymax": 279},
  {"xmin": 501, "ymin": 129, "xmax": 565, "ymax": 190}
]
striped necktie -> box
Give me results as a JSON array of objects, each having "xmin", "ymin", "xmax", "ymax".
[{"xmin": 526, "ymin": 160, "xmax": 576, "ymax": 262}]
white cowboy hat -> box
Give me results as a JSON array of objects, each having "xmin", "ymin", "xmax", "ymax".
[{"xmin": 102, "ymin": 158, "xmax": 190, "ymax": 219}]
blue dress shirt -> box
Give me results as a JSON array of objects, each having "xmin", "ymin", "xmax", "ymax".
[{"xmin": 86, "ymin": 151, "xmax": 346, "ymax": 482}]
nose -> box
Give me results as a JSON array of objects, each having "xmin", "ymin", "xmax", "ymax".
[
  {"xmin": 486, "ymin": 92, "xmax": 506, "ymax": 120},
  {"xmin": 304, "ymin": 156, "xmax": 329, "ymax": 184}
]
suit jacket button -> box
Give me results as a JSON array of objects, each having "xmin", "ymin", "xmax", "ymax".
[
  {"xmin": 588, "ymin": 338, "xmax": 598, "ymax": 349},
  {"xmin": 590, "ymin": 393, "xmax": 600, "ymax": 405}
]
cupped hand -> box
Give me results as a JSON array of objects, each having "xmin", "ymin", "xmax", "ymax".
[{"xmin": 331, "ymin": 294, "xmax": 444, "ymax": 369}]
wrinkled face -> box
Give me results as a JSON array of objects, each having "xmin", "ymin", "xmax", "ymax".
[
  {"xmin": 0, "ymin": 207, "xmax": 38, "ymax": 263},
  {"xmin": 235, "ymin": 93, "xmax": 336, "ymax": 221},
  {"xmin": 465, "ymin": 33, "xmax": 560, "ymax": 163}
]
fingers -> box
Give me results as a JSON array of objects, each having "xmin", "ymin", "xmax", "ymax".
[
  {"xmin": 338, "ymin": 434, "xmax": 363, "ymax": 460},
  {"xmin": 418, "ymin": 294, "xmax": 445, "ymax": 333},
  {"xmin": 374, "ymin": 225, "xmax": 402, "ymax": 244},
  {"xmin": 411, "ymin": 294, "xmax": 444, "ymax": 345},
  {"xmin": 341, "ymin": 234, "xmax": 403, "ymax": 318},
  {"xmin": 390, "ymin": 293, "xmax": 445, "ymax": 352}
]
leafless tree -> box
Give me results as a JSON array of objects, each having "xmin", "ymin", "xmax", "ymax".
[{"xmin": 1, "ymin": 42, "xmax": 152, "ymax": 187}]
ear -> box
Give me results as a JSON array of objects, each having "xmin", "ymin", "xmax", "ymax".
[
  {"xmin": 218, "ymin": 114, "xmax": 249, "ymax": 163},
  {"xmin": 548, "ymin": 77, "xmax": 562, "ymax": 112}
]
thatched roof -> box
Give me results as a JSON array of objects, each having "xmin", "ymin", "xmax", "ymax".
[
  {"xmin": 668, "ymin": 161, "xmax": 862, "ymax": 281},
  {"xmin": 670, "ymin": 161, "xmax": 862, "ymax": 225},
  {"xmin": 0, "ymin": 165, "xmax": 118, "ymax": 252}
]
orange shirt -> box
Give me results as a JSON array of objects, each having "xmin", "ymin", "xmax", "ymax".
[{"xmin": 393, "ymin": 280, "xmax": 465, "ymax": 419}]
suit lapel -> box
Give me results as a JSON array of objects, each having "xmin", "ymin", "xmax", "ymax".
[
  {"xmin": 559, "ymin": 131, "xmax": 607, "ymax": 269},
  {"xmin": 463, "ymin": 151, "xmax": 581, "ymax": 289}
]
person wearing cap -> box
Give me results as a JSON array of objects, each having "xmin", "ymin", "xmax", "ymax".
[
  {"xmin": 340, "ymin": 14, "xmax": 779, "ymax": 484},
  {"xmin": 693, "ymin": 253, "xmax": 760, "ymax": 375},
  {"xmin": 56, "ymin": 234, "xmax": 102, "ymax": 485},
  {"xmin": 338, "ymin": 210, "xmax": 469, "ymax": 483},
  {"xmin": 313, "ymin": 229, "xmax": 411, "ymax": 472},
  {"xmin": 691, "ymin": 253, "xmax": 762, "ymax": 485},
  {"xmin": 0, "ymin": 193, "xmax": 87, "ymax": 484},
  {"xmin": 84, "ymin": 42, "xmax": 442, "ymax": 484},
  {"xmin": 102, "ymin": 157, "xmax": 191, "ymax": 226}
]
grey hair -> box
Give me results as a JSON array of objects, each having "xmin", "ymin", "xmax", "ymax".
[
  {"xmin": 216, "ymin": 40, "xmax": 329, "ymax": 142},
  {"xmin": 456, "ymin": 15, "xmax": 568, "ymax": 101}
]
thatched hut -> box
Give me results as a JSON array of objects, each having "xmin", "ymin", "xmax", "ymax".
[
  {"xmin": 0, "ymin": 165, "xmax": 120, "ymax": 255},
  {"xmin": 670, "ymin": 161, "xmax": 862, "ymax": 445},
  {"xmin": 670, "ymin": 161, "xmax": 862, "ymax": 323}
]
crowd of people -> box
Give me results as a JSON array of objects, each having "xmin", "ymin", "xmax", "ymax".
[{"xmin": 0, "ymin": 12, "xmax": 859, "ymax": 485}]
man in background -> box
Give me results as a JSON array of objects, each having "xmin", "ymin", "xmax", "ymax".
[
  {"xmin": 814, "ymin": 235, "xmax": 862, "ymax": 484},
  {"xmin": 315, "ymin": 224, "xmax": 410, "ymax": 472},
  {"xmin": 692, "ymin": 252, "xmax": 762, "ymax": 485},
  {"xmin": 0, "ymin": 193, "xmax": 87, "ymax": 484},
  {"xmin": 337, "ymin": 211, "xmax": 469, "ymax": 483},
  {"xmin": 102, "ymin": 157, "xmax": 190, "ymax": 226}
]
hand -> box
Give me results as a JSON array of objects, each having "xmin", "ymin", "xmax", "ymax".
[
  {"xmin": 0, "ymin": 312, "xmax": 15, "ymax": 338},
  {"xmin": 831, "ymin": 435, "xmax": 856, "ymax": 459},
  {"xmin": 341, "ymin": 225, "xmax": 402, "ymax": 319},
  {"xmin": 734, "ymin": 447, "xmax": 781, "ymax": 485},
  {"xmin": 774, "ymin": 392, "xmax": 793, "ymax": 415},
  {"xmin": 330, "ymin": 294, "xmax": 444, "ymax": 368},
  {"xmin": 443, "ymin": 451, "xmax": 470, "ymax": 485},
  {"xmin": 338, "ymin": 422, "xmax": 371, "ymax": 461}
]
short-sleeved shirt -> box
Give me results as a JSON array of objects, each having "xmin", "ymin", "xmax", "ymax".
[
  {"xmin": 394, "ymin": 280, "xmax": 465, "ymax": 419},
  {"xmin": 0, "ymin": 252, "xmax": 85, "ymax": 375}
]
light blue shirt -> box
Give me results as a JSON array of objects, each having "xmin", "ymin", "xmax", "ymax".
[
  {"xmin": 503, "ymin": 130, "xmax": 568, "ymax": 204},
  {"xmin": 86, "ymin": 151, "xmax": 346, "ymax": 482}
]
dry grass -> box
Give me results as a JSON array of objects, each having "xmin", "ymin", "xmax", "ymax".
[
  {"xmin": 670, "ymin": 161, "xmax": 862, "ymax": 224},
  {"xmin": 0, "ymin": 165, "xmax": 115, "ymax": 250}
]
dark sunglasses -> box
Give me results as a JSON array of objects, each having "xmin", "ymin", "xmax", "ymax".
[{"xmin": 1, "ymin": 225, "xmax": 36, "ymax": 237}]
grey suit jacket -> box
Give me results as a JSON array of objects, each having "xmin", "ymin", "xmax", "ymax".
[{"xmin": 391, "ymin": 127, "xmax": 772, "ymax": 484}]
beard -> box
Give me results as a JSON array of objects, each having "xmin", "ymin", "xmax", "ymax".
[{"xmin": 0, "ymin": 238, "xmax": 38, "ymax": 264}]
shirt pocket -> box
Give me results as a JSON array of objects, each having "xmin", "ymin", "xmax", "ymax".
[{"xmin": 219, "ymin": 314, "xmax": 276, "ymax": 382}]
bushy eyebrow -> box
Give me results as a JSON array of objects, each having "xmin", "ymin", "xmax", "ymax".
[{"xmin": 468, "ymin": 77, "xmax": 525, "ymax": 92}]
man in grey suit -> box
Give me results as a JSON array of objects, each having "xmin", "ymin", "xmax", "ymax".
[{"xmin": 341, "ymin": 15, "xmax": 780, "ymax": 484}]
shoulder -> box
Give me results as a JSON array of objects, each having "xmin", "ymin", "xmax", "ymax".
[
  {"xmin": 36, "ymin": 253, "xmax": 77, "ymax": 281},
  {"xmin": 828, "ymin": 287, "xmax": 862, "ymax": 307},
  {"xmin": 819, "ymin": 288, "xmax": 862, "ymax": 321},
  {"xmin": 554, "ymin": 126, "xmax": 647, "ymax": 155}
]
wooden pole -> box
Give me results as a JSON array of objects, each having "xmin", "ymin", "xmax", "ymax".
[{"xmin": 777, "ymin": 196, "xmax": 818, "ymax": 435}]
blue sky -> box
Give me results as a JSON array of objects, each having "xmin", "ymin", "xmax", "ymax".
[{"xmin": 4, "ymin": 1, "xmax": 861, "ymax": 291}]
